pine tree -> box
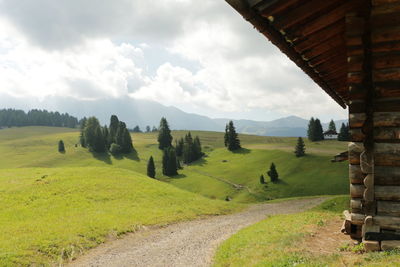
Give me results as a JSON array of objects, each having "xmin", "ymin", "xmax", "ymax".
[
  {"xmin": 79, "ymin": 117, "xmax": 87, "ymax": 147},
  {"xmin": 58, "ymin": 140, "xmax": 65, "ymax": 153},
  {"xmin": 133, "ymin": 125, "xmax": 142, "ymax": 133},
  {"xmin": 147, "ymin": 156, "xmax": 156, "ymax": 178},
  {"xmin": 83, "ymin": 117, "xmax": 106, "ymax": 152},
  {"xmin": 103, "ymin": 125, "xmax": 110, "ymax": 149},
  {"xmin": 294, "ymin": 137, "xmax": 306, "ymax": 157},
  {"xmin": 225, "ymin": 121, "xmax": 241, "ymax": 151},
  {"xmin": 338, "ymin": 123, "xmax": 350, "ymax": 141},
  {"xmin": 328, "ymin": 119, "xmax": 337, "ymax": 132},
  {"xmin": 193, "ymin": 136, "xmax": 203, "ymax": 159},
  {"xmin": 267, "ymin": 163, "xmax": 279, "ymax": 183},
  {"xmin": 182, "ymin": 132, "xmax": 194, "ymax": 164},
  {"xmin": 158, "ymin": 117, "xmax": 173, "ymax": 150},
  {"xmin": 152, "ymin": 126, "xmax": 158, "ymax": 132},
  {"xmin": 260, "ymin": 174, "xmax": 265, "ymax": 184},
  {"xmin": 115, "ymin": 122, "xmax": 133, "ymax": 153},
  {"xmin": 146, "ymin": 126, "xmax": 151, "ymax": 133},
  {"xmin": 162, "ymin": 147, "xmax": 178, "ymax": 176},
  {"xmin": 314, "ymin": 119, "xmax": 324, "ymax": 141},
  {"xmin": 224, "ymin": 124, "xmax": 229, "ymax": 147},
  {"xmin": 307, "ymin": 117, "xmax": 315, "ymax": 141},
  {"xmin": 109, "ymin": 115, "xmax": 119, "ymax": 144},
  {"xmin": 175, "ymin": 138, "xmax": 184, "ymax": 157}
]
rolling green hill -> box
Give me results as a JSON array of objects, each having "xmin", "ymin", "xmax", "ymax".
[
  {"xmin": 0, "ymin": 127, "xmax": 348, "ymax": 202},
  {"xmin": 0, "ymin": 126, "xmax": 349, "ymax": 265}
]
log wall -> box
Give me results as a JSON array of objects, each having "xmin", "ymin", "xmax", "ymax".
[{"xmin": 347, "ymin": 0, "xmax": 400, "ymax": 251}]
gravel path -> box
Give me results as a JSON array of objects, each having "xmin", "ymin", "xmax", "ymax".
[{"xmin": 69, "ymin": 197, "xmax": 326, "ymax": 267}]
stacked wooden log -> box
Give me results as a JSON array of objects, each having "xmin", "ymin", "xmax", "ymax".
[{"xmin": 347, "ymin": 0, "xmax": 400, "ymax": 251}]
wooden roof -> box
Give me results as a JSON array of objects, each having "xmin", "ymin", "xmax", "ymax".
[{"xmin": 226, "ymin": 0, "xmax": 365, "ymax": 108}]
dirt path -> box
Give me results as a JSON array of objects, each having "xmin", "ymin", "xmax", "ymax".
[{"xmin": 69, "ymin": 198, "xmax": 326, "ymax": 267}]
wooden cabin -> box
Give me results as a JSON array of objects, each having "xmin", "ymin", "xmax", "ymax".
[
  {"xmin": 226, "ymin": 0, "xmax": 400, "ymax": 251},
  {"xmin": 324, "ymin": 129, "xmax": 339, "ymax": 140}
]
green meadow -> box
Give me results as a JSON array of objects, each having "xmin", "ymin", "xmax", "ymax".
[
  {"xmin": 0, "ymin": 126, "xmax": 349, "ymax": 265},
  {"xmin": 214, "ymin": 196, "xmax": 400, "ymax": 266}
]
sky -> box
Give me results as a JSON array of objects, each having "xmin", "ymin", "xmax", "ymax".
[{"xmin": 0, "ymin": 0, "xmax": 347, "ymax": 122}]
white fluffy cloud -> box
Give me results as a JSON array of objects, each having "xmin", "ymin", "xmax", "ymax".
[{"xmin": 0, "ymin": 0, "xmax": 347, "ymax": 121}]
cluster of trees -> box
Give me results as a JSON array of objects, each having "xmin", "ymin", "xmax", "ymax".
[
  {"xmin": 307, "ymin": 117, "xmax": 324, "ymax": 141},
  {"xmin": 132, "ymin": 125, "xmax": 158, "ymax": 133},
  {"xmin": 260, "ymin": 163, "xmax": 279, "ymax": 184},
  {"xmin": 0, "ymin": 109, "xmax": 78, "ymax": 128},
  {"xmin": 224, "ymin": 121, "xmax": 241, "ymax": 151},
  {"xmin": 176, "ymin": 132, "xmax": 203, "ymax": 164},
  {"xmin": 338, "ymin": 123, "xmax": 350, "ymax": 141},
  {"xmin": 147, "ymin": 117, "xmax": 204, "ymax": 178},
  {"xmin": 80, "ymin": 115, "xmax": 134, "ymax": 154}
]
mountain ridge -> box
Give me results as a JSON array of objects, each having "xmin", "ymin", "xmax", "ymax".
[{"xmin": 0, "ymin": 94, "xmax": 347, "ymax": 137}]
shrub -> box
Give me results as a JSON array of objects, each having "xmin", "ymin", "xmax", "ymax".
[{"xmin": 109, "ymin": 143, "xmax": 121, "ymax": 155}]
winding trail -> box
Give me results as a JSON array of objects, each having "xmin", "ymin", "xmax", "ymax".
[{"xmin": 69, "ymin": 197, "xmax": 326, "ymax": 267}]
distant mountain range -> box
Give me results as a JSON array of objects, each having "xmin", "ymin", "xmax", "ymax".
[{"xmin": 0, "ymin": 94, "xmax": 347, "ymax": 137}]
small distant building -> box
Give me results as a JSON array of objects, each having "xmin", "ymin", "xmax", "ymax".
[{"xmin": 323, "ymin": 130, "xmax": 338, "ymax": 140}]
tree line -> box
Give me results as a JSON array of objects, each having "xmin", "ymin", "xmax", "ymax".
[{"xmin": 0, "ymin": 109, "xmax": 78, "ymax": 128}]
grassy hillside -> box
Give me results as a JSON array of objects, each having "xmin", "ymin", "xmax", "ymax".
[
  {"xmin": 0, "ymin": 167, "xmax": 239, "ymax": 266},
  {"xmin": 0, "ymin": 127, "xmax": 348, "ymax": 202},
  {"xmin": 214, "ymin": 197, "xmax": 400, "ymax": 266},
  {"xmin": 0, "ymin": 126, "xmax": 349, "ymax": 265}
]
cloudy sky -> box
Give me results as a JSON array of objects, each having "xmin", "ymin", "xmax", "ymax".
[{"xmin": 0, "ymin": 0, "xmax": 347, "ymax": 121}]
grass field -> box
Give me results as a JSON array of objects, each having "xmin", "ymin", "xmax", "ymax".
[
  {"xmin": 0, "ymin": 126, "xmax": 349, "ymax": 265},
  {"xmin": 0, "ymin": 167, "xmax": 240, "ymax": 266},
  {"xmin": 0, "ymin": 127, "xmax": 348, "ymax": 202},
  {"xmin": 213, "ymin": 197, "xmax": 400, "ymax": 266}
]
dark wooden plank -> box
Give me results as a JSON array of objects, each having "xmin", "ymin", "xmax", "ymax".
[
  {"xmin": 294, "ymin": 22, "xmax": 344, "ymax": 52},
  {"xmin": 273, "ymin": 0, "xmax": 341, "ymax": 30},
  {"xmin": 288, "ymin": 0, "xmax": 362, "ymax": 40}
]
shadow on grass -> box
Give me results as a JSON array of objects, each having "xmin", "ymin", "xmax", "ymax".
[
  {"xmin": 272, "ymin": 179, "xmax": 288, "ymax": 185},
  {"xmin": 187, "ymin": 157, "xmax": 208, "ymax": 166},
  {"xmin": 232, "ymin": 148, "xmax": 251, "ymax": 154},
  {"xmin": 111, "ymin": 150, "xmax": 140, "ymax": 162},
  {"xmin": 169, "ymin": 174, "xmax": 187, "ymax": 179},
  {"xmin": 91, "ymin": 152, "xmax": 112, "ymax": 165}
]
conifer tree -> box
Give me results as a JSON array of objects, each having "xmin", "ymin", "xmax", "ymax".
[
  {"xmin": 103, "ymin": 125, "xmax": 110, "ymax": 149},
  {"xmin": 224, "ymin": 124, "xmax": 229, "ymax": 147},
  {"xmin": 162, "ymin": 147, "xmax": 178, "ymax": 176},
  {"xmin": 225, "ymin": 121, "xmax": 241, "ymax": 151},
  {"xmin": 328, "ymin": 119, "xmax": 337, "ymax": 132},
  {"xmin": 267, "ymin": 163, "xmax": 279, "ymax": 183},
  {"xmin": 193, "ymin": 136, "xmax": 203, "ymax": 159},
  {"xmin": 158, "ymin": 117, "xmax": 173, "ymax": 150},
  {"xmin": 133, "ymin": 125, "xmax": 142, "ymax": 133},
  {"xmin": 109, "ymin": 115, "xmax": 119, "ymax": 144},
  {"xmin": 147, "ymin": 156, "xmax": 156, "ymax": 178},
  {"xmin": 115, "ymin": 122, "xmax": 133, "ymax": 153},
  {"xmin": 84, "ymin": 117, "xmax": 106, "ymax": 152},
  {"xmin": 58, "ymin": 140, "xmax": 65, "ymax": 153},
  {"xmin": 260, "ymin": 174, "xmax": 265, "ymax": 184},
  {"xmin": 338, "ymin": 123, "xmax": 350, "ymax": 141},
  {"xmin": 183, "ymin": 132, "xmax": 194, "ymax": 164},
  {"xmin": 314, "ymin": 119, "xmax": 324, "ymax": 141},
  {"xmin": 175, "ymin": 138, "xmax": 184, "ymax": 157},
  {"xmin": 307, "ymin": 117, "xmax": 315, "ymax": 141},
  {"xmin": 79, "ymin": 117, "xmax": 87, "ymax": 147},
  {"xmin": 294, "ymin": 137, "xmax": 306, "ymax": 157},
  {"xmin": 146, "ymin": 126, "xmax": 151, "ymax": 133}
]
